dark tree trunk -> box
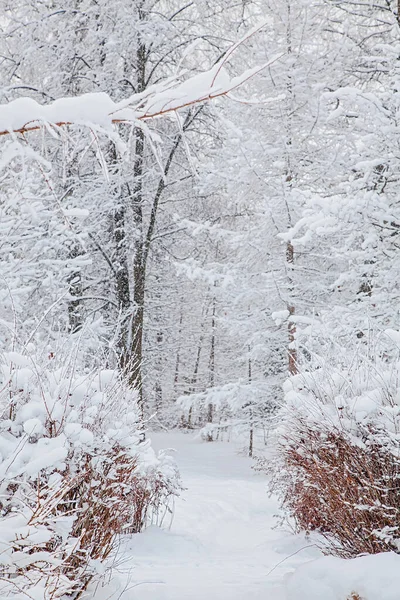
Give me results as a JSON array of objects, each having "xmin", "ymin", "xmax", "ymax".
[{"xmin": 110, "ymin": 20, "xmax": 202, "ymax": 408}]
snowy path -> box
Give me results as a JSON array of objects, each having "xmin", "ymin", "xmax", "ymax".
[{"xmin": 92, "ymin": 433, "xmax": 320, "ymax": 600}]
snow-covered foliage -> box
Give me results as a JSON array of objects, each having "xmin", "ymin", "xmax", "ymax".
[
  {"xmin": 266, "ymin": 332, "xmax": 400, "ymax": 557},
  {"xmin": 0, "ymin": 348, "xmax": 180, "ymax": 598},
  {"xmin": 0, "ymin": 0, "xmax": 275, "ymax": 415}
]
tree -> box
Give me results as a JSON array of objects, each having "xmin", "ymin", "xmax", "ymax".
[
  {"xmin": 175, "ymin": 0, "xmax": 346, "ymax": 443},
  {"xmin": 0, "ymin": 4, "xmax": 269, "ymax": 411},
  {"xmin": 280, "ymin": 0, "xmax": 400, "ymax": 357}
]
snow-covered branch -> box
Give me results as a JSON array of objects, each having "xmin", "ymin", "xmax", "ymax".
[{"xmin": 0, "ymin": 29, "xmax": 280, "ymax": 137}]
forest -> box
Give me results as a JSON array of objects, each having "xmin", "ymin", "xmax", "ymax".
[{"xmin": 1, "ymin": 0, "xmax": 400, "ymax": 598}]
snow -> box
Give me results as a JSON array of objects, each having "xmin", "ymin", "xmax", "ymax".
[
  {"xmin": 286, "ymin": 553, "xmax": 400, "ymax": 600},
  {"xmin": 384, "ymin": 328, "xmax": 400, "ymax": 345},
  {"xmin": 0, "ymin": 94, "xmax": 116, "ymax": 133},
  {"xmin": 88, "ymin": 432, "xmax": 320, "ymax": 600},
  {"xmin": 85, "ymin": 433, "xmax": 400, "ymax": 600},
  {"xmin": 272, "ymin": 309, "xmax": 290, "ymax": 325}
]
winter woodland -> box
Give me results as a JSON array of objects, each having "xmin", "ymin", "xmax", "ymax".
[{"xmin": 1, "ymin": 0, "xmax": 400, "ymax": 598}]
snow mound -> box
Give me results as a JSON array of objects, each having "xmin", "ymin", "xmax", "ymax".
[{"xmin": 286, "ymin": 552, "xmax": 400, "ymax": 600}]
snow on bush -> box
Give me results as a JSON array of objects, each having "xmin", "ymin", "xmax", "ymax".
[
  {"xmin": 286, "ymin": 552, "xmax": 400, "ymax": 600},
  {"xmin": 0, "ymin": 348, "xmax": 180, "ymax": 598},
  {"xmin": 264, "ymin": 337, "xmax": 400, "ymax": 558}
]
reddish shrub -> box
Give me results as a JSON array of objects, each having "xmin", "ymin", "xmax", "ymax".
[
  {"xmin": 58, "ymin": 446, "xmax": 180, "ymax": 594},
  {"xmin": 267, "ymin": 417, "xmax": 400, "ymax": 557}
]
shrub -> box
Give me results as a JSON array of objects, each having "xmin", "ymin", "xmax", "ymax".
[
  {"xmin": 266, "ymin": 347, "xmax": 400, "ymax": 558},
  {"xmin": 0, "ymin": 348, "xmax": 180, "ymax": 598}
]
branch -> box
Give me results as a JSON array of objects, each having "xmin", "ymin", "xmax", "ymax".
[
  {"xmin": 0, "ymin": 31, "xmax": 283, "ymax": 137},
  {"xmin": 143, "ymin": 104, "xmax": 203, "ymax": 269}
]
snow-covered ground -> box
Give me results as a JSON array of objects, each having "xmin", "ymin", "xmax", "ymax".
[{"xmin": 89, "ymin": 432, "xmax": 320, "ymax": 600}]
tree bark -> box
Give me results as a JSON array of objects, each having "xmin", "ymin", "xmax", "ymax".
[
  {"xmin": 111, "ymin": 15, "xmax": 203, "ymax": 407},
  {"xmin": 286, "ymin": 241, "xmax": 297, "ymax": 375}
]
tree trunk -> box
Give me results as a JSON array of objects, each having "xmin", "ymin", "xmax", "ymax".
[
  {"xmin": 206, "ymin": 294, "xmax": 216, "ymax": 441},
  {"xmin": 286, "ymin": 241, "xmax": 297, "ymax": 375},
  {"xmin": 173, "ymin": 310, "xmax": 184, "ymax": 392},
  {"xmin": 67, "ymin": 243, "xmax": 84, "ymax": 334},
  {"xmin": 248, "ymin": 345, "xmax": 253, "ymax": 457},
  {"xmin": 112, "ymin": 23, "xmax": 201, "ymax": 407},
  {"xmin": 113, "ymin": 34, "xmax": 147, "ymax": 409},
  {"xmin": 285, "ymin": 1, "xmax": 297, "ymax": 376}
]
